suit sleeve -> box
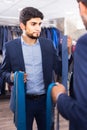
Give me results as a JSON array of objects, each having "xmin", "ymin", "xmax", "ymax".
[
  {"xmin": 57, "ymin": 94, "xmax": 86, "ymax": 125},
  {"xmin": 0, "ymin": 44, "xmax": 12, "ymax": 84}
]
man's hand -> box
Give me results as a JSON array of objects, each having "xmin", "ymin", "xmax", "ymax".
[
  {"xmin": 67, "ymin": 36, "xmax": 72, "ymax": 55},
  {"xmin": 51, "ymin": 83, "xmax": 66, "ymax": 103},
  {"xmin": 10, "ymin": 72, "xmax": 14, "ymax": 82},
  {"xmin": 10, "ymin": 72, "xmax": 27, "ymax": 83},
  {"xmin": 24, "ymin": 73, "xmax": 27, "ymax": 83}
]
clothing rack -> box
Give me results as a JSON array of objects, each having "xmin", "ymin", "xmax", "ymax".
[{"xmin": 0, "ymin": 25, "xmax": 22, "ymax": 53}]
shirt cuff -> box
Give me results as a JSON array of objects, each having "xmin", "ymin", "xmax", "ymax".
[
  {"xmin": 56, "ymin": 92, "xmax": 63, "ymax": 101},
  {"xmin": 68, "ymin": 54, "xmax": 71, "ymax": 59}
]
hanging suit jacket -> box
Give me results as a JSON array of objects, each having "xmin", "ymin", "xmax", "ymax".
[
  {"xmin": 57, "ymin": 33, "xmax": 87, "ymax": 130},
  {"xmin": 0, "ymin": 37, "xmax": 61, "ymax": 112}
]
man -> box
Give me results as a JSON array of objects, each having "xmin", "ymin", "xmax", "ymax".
[
  {"xmin": 52, "ymin": 0, "xmax": 87, "ymax": 130},
  {"xmin": 0, "ymin": 7, "xmax": 61, "ymax": 130}
]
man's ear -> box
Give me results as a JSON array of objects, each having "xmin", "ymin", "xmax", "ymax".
[
  {"xmin": 19, "ymin": 23, "xmax": 25, "ymax": 30},
  {"xmin": 79, "ymin": 2, "xmax": 87, "ymax": 15}
]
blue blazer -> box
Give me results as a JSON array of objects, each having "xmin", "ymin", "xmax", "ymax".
[
  {"xmin": 0, "ymin": 37, "xmax": 61, "ymax": 89},
  {"xmin": 0, "ymin": 37, "xmax": 61, "ymax": 112},
  {"xmin": 57, "ymin": 34, "xmax": 87, "ymax": 130}
]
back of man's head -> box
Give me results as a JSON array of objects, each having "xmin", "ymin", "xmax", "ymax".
[{"xmin": 77, "ymin": 0, "xmax": 87, "ymax": 7}]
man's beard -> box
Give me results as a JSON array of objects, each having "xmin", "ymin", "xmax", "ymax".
[{"xmin": 26, "ymin": 33, "xmax": 40, "ymax": 39}]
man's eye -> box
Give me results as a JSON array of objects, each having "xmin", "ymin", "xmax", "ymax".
[
  {"xmin": 32, "ymin": 23, "xmax": 36, "ymax": 26},
  {"xmin": 39, "ymin": 23, "xmax": 42, "ymax": 26}
]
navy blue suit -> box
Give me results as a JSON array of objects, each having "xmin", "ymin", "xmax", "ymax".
[
  {"xmin": 0, "ymin": 37, "xmax": 61, "ymax": 130},
  {"xmin": 57, "ymin": 34, "xmax": 87, "ymax": 130},
  {"xmin": 0, "ymin": 37, "xmax": 61, "ymax": 88}
]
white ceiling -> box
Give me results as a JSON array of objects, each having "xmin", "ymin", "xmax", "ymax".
[{"xmin": 0, "ymin": 0, "xmax": 81, "ymax": 26}]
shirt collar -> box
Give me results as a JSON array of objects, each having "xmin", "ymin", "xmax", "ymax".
[{"xmin": 21, "ymin": 36, "xmax": 39, "ymax": 46}]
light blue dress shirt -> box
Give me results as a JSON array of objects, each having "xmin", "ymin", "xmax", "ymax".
[{"xmin": 21, "ymin": 37, "xmax": 45, "ymax": 95}]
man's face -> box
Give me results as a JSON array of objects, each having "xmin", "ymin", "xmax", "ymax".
[
  {"xmin": 22, "ymin": 18, "xmax": 42, "ymax": 39},
  {"xmin": 79, "ymin": 2, "xmax": 87, "ymax": 29}
]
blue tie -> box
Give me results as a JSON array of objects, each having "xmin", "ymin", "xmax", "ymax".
[
  {"xmin": 62, "ymin": 35, "xmax": 68, "ymax": 90},
  {"xmin": 46, "ymin": 82, "xmax": 59, "ymax": 130},
  {"xmin": 14, "ymin": 71, "xmax": 26, "ymax": 130}
]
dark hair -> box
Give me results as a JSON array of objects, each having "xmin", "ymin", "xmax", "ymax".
[
  {"xmin": 77, "ymin": 0, "xmax": 87, "ymax": 7},
  {"xmin": 19, "ymin": 7, "xmax": 44, "ymax": 25}
]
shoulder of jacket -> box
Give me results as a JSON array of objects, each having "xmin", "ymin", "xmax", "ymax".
[
  {"xmin": 5, "ymin": 37, "xmax": 21, "ymax": 47},
  {"xmin": 77, "ymin": 33, "xmax": 87, "ymax": 42}
]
